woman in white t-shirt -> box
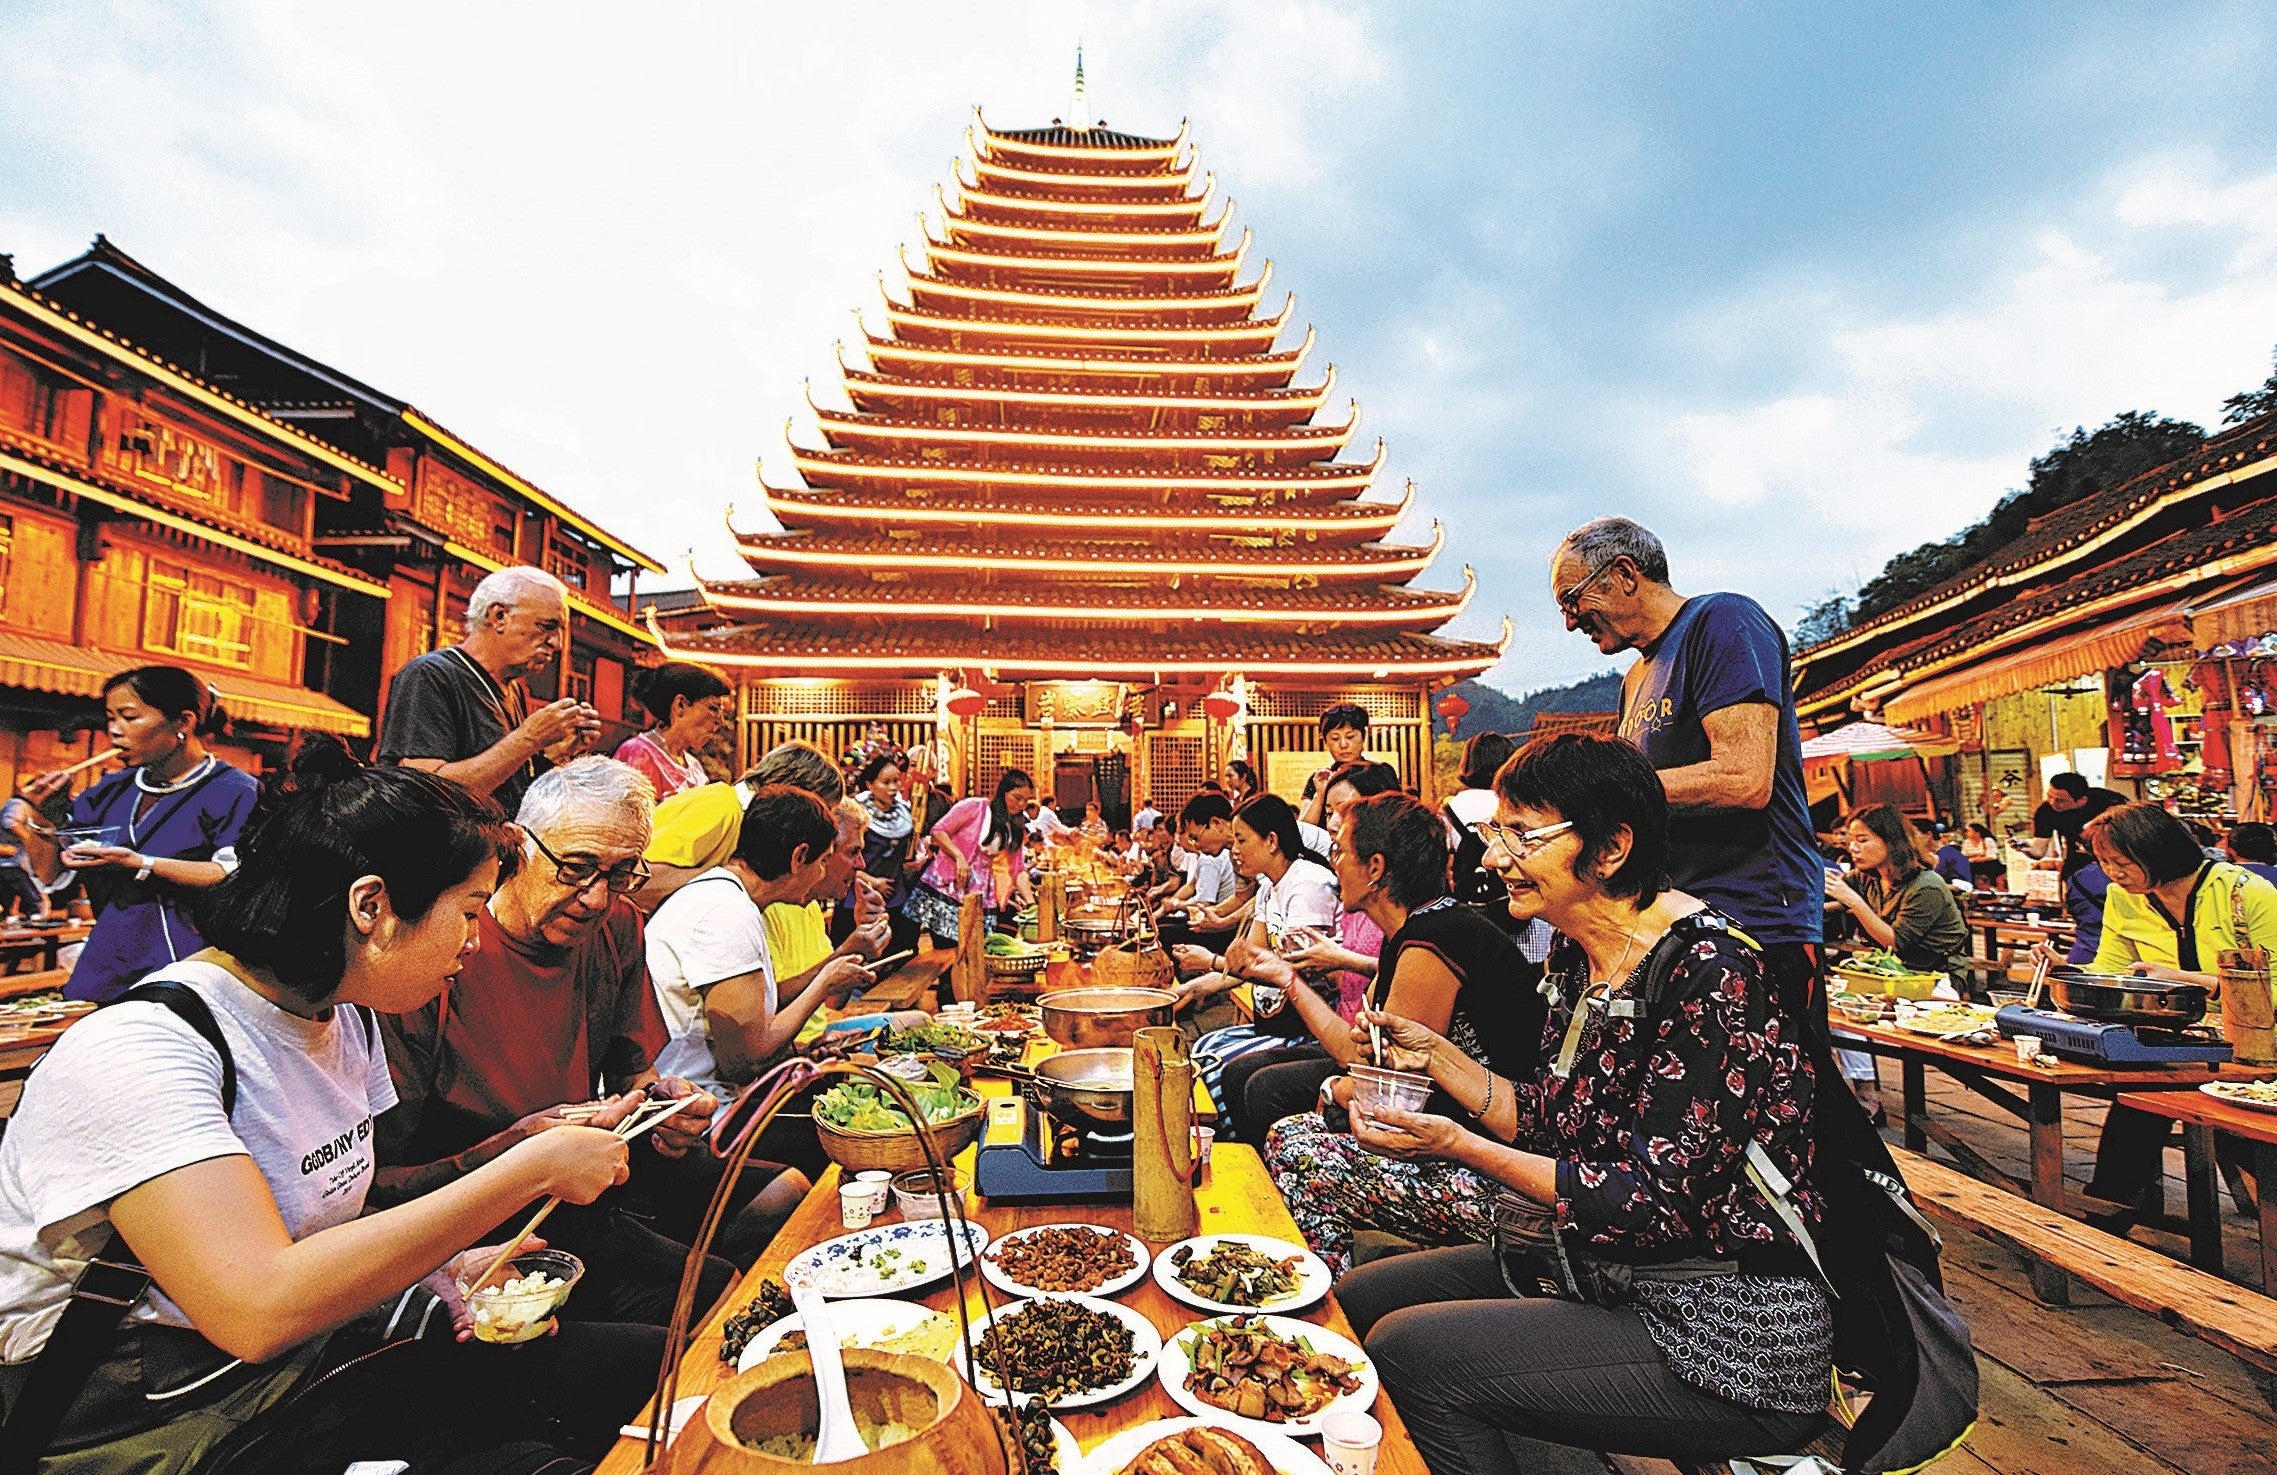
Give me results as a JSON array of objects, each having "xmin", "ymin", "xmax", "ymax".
[
  {"xmin": 0, "ymin": 766, "xmax": 642, "ymax": 1472},
  {"xmin": 1173, "ymin": 795, "xmax": 1342, "ymax": 1118}
]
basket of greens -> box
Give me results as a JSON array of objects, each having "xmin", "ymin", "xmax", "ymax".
[{"xmin": 813, "ymin": 1061, "xmax": 987, "ymax": 1173}]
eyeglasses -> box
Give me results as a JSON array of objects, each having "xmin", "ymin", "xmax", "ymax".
[
  {"xmin": 526, "ymin": 830, "xmax": 651, "ymax": 894},
  {"xmin": 1555, "ymin": 559, "xmax": 1623, "ymax": 617},
  {"xmin": 1478, "ymin": 819, "xmax": 1576, "ymax": 859}
]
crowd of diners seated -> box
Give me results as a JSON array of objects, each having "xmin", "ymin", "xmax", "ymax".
[{"xmin": 0, "ymin": 518, "xmax": 1918, "ymax": 1473}]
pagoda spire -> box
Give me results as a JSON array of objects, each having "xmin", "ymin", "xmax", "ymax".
[{"xmin": 1071, "ymin": 45, "xmax": 1091, "ymax": 132}]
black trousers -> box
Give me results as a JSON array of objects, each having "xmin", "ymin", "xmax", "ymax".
[
  {"xmin": 1336, "ymin": 1245, "xmax": 1828, "ymax": 1474},
  {"xmin": 1221, "ymin": 1046, "xmax": 1337, "ymax": 1144}
]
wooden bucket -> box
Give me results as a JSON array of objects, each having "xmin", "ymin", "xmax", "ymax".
[{"xmin": 665, "ymin": 1349, "xmax": 1010, "ymax": 1475}]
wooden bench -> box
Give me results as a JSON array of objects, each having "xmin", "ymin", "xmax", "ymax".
[{"xmin": 1891, "ymin": 1145, "xmax": 2277, "ymax": 1374}]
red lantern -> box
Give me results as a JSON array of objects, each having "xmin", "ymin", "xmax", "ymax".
[
  {"xmin": 1436, "ymin": 691, "xmax": 1470, "ymax": 736},
  {"xmin": 1201, "ymin": 689, "xmax": 1243, "ymax": 723},
  {"xmin": 945, "ymin": 686, "xmax": 986, "ymax": 719}
]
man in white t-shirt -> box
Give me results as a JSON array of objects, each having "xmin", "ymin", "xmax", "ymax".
[
  {"xmin": 647, "ymin": 787, "xmax": 869, "ymax": 1099},
  {"xmin": 1155, "ymin": 793, "xmax": 1249, "ymax": 950}
]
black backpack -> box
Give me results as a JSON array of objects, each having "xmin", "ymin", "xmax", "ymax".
[{"xmin": 1630, "ymin": 915, "xmax": 1978, "ymax": 1475}]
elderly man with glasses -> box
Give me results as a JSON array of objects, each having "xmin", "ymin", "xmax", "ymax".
[
  {"xmin": 375, "ymin": 757, "xmax": 777, "ymax": 1325},
  {"xmin": 1548, "ymin": 517, "xmax": 1826, "ymax": 1041}
]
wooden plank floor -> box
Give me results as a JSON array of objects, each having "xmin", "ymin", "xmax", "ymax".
[{"xmin": 1603, "ymin": 1061, "xmax": 2277, "ymax": 1474}]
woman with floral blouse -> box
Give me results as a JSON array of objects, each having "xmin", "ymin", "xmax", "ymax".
[{"xmin": 1334, "ymin": 732, "xmax": 1831, "ymax": 1472}]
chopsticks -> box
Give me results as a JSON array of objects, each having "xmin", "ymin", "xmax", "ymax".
[
  {"xmin": 467, "ymin": 1094, "xmax": 703, "ymax": 1293},
  {"xmin": 1367, "ymin": 1021, "xmax": 1385, "ymax": 1067},
  {"xmin": 2025, "ymin": 948, "xmax": 2053, "ymax": 1011},
  {"xmin": 50, "ymin": 750, "xmax": 121, "ymax": 780}
]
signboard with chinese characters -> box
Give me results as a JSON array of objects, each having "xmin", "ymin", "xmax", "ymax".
[{"xmin": 1025, "ymin": 680, "xmax": 1129, "ymax": 728}]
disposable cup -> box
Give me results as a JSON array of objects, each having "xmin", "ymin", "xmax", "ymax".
[
  {"xmin": 1191, "ymin": 1125, "xmax": 1215, "ymax": 1166},
  {"xmin": 853, "ymin": 1169, "xmax": 893, "ymax": 1214},
  {"xmin": 2014, "ymin": 1036, "xmax": 2043, "ymax": 1065},
  {"xmin": 1348, "ymin": 1063, "xmax": 1433, "ymax": 1115},
  {"xmin": 1322, "ymin": 1410, "xmax": 1382, "ymax": 1475},
  {"xmin": 838, "ymin": 1182, "xmax": 875, "ymax": 1229}
]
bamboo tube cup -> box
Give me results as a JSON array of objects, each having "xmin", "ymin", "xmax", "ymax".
[{"xmin": 1132, "ymin": 1026, "xmax": 1198, "ymax": 1244}]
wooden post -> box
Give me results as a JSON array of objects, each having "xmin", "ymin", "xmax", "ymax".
[
  {"xmin": 953, "ymin": 892, "xmax": 987, "ymax": 1005},
  {"xmin": 1037, "ymin": 873, "xmax": 1063, "ymax": 944},
  {"xmin": 1131, "ymin": 1026, "xmax": 1198, "ymax": 1244}
]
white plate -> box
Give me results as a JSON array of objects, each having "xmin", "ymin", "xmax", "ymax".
[
  {"xmin": 784, "ymin": 1218, "xmax": 990, "ymax": 1298},
  {"xmin": 981, "ymin": 1223, "xmax": 1150, "ymax": 1300},
  {"xmin": 953, "ymin": 1294, "xmax": 1162, "ymax": 1410},
  {"xmin": 1083, "ymin": 1417, "xmax": 1333, "ymax": 1475},
  {"xmin": 1157, "ymin": 1314, "xmax": 1377, "ymax": 1441},
  {"xmin": 2202, "ymin": 1080, "xmax": 2277, "ymax": 1115},
  {"xmin": 735, "ymin": 1296, "xmax": 955, "ymax": 1372},
  {"xmin": 1151, "ymin": 1234, "xmax": 1331, "ymax": 1315}
]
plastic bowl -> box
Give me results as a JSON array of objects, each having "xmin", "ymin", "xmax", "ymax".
[
  {"xmin": 1348, "ymin": 1063, "xmax": 1434, "ymax": 1115},
  {"xmin": 890, "ymin": 1166, "xmax": 969, "ymax": 1221},
  {"xmin": 462, "ymin": 1248, "xmax": 583, "ymax": 1343}
]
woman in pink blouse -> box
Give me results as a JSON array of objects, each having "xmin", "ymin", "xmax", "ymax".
[
  {"xmin": 613, "ymin": 662, "xmax": 730, "ymax": 799},
  {"xmin": 901, "ymin": 767, "xmax": 1034, "ymax": 945}
]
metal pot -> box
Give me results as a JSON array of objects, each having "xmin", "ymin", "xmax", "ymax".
[
  {"xmin": 2048, "ymin": 970, "xmax": 2210, "ymax": 1029},
  {"xmin": 1031, "ymin": 1047, "xmax": 1135, "ymax": 1132},
  {"xmin": 1036, "ymin": 987, "xmax": 1176, "ymax": 1049}
]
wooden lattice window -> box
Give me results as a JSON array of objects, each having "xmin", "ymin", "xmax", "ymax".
[
  {"xmin": 977, "ymin": 730, "xmax": 1038, "ymax": 790},
  {"xmin": 745, "ymin": 682, "xmax": 935, "ymax": 718},
  {"xmin": 1247, "ymin": 688, "xmax": 1418, "ymax": 723},
  {"xmin": 144, "ymin": 559, "xmax": 256, "ymax": 668},
  {"xmin": 1146, "ymin": 734, "xmax": 1205, "ymax": 816}
]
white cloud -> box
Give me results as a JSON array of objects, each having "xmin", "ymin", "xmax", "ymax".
[
  {"xmin": 1, "ymin": 0, "xmax": 1395, "ymax": 587},
  {"xmin": 1630, "ymin": 155, "xmax": 2277, "ymax": 621}
]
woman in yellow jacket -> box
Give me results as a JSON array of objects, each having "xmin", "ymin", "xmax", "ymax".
[{"xmin": 2075, "ymin": 802, "xmax": 2277, "ymax": 1219}]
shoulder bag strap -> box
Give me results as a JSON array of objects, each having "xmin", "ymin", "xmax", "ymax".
[{"xmin": 0, "ymin": 983, "xmax": 237, "ymax": 1472}]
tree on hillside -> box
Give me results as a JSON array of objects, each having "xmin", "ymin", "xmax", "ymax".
[
  {"xmin": 1793, "ymin": 591, "xmax": 1855, "ymax": 647},
  {"xmin": 1847, "ymin": 409, "xmax": 2206, "ymax": 621},
  {"xmin": 2225, "ymin": 345, "xmax": 2277, "ymax": 426}
]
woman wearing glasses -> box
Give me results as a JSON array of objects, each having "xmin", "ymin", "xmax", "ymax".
[
  {"xmin": 1332, "ymin": 733, "xmax": 1830, "ymax": 1473},
  {"xmin": 1261, "ymin": 789, "xmax": 1541, "ymax": 1274}
]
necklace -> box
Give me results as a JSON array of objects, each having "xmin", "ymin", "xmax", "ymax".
[
  {"xmin": 136, "ymin": 753, "xmax": 216, "ymax": 795},
  {"xmin": 1592, "ymin": 927, "xmax": 1645, "ymax": 990}
]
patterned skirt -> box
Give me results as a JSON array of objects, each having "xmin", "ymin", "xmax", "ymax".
[
  {"xmin": 902, "ymin": 880, "xmax": 986, "ymax": 943},
  {"xmin": 1262, "ymin": 1111, "xmax": 1498, "ymax": 1277}
]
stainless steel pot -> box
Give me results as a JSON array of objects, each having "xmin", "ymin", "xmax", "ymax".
[
  {"xmin": 1031, "ymin": 1047, "xmax": 1135, "ymax": 1132},
  {"xmin": 1036, "ymin": 987, "xmax": 1175, "ymax": 1049},
  {"xmin": 2048, "ymin": 970, "xmax": 2210, "ymax": 1029}
]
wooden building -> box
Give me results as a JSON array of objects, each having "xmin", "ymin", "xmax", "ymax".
[
  {"xmin": 657, "ymin": 111, "xmax": 1506, "ymax": 815},
  {"xmin": 1791, "ymin": 413, "xmax": 2277, "ymax": 826},
  {"xmin": 22, "ymin": 238, "xmax": 663, "ymax": 761},
  {"xmin": 0, "ymin": 255, "xmax": 389, "ymax": 789}
]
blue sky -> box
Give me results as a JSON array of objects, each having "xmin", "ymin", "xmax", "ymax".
[{"xmin": 5, "ymin": 1, "xmax": 2275, "ymax": 691}]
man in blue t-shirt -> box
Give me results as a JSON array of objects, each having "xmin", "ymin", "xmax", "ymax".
[{"xmin": 1550, "ymin": 516, "xmax": 1826, "ymax": 1026}]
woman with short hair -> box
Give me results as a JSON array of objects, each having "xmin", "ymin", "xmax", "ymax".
[
  {"xmin": 2067, "ymin": 803, "xmax": 2277, "ymax": 1220},
  {"xmin": 615, "ymin": 661, "xmax": 732, "ymax": 799},
  {"xmin": 1332, "ymin": 733, "xmax": 1829, "ymax": 1472},
  {"xmin": 21, "ymin": 666, "xmax": 261, "ymax": 1003},
  {"xmin": 1263, "ymin": 788, "xmax": 1542, "ymax": 1271},
  {"xmin": 0, "ymin": 764, "xmax": 649, "ymax": 1472}
]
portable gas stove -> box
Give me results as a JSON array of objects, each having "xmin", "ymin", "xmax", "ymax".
[
  {"xmin": 1995, "ymin": 1005, "xmax": 2235, "ymax": 1067},
  {"xmin": 971, "ymin": 1094, "xmax": 1134, "ymax": 1203}
]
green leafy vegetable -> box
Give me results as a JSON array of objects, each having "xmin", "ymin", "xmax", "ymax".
[{"xmin": 815, "ymin": 1066, "xmax": 974, "ymax": 1132}]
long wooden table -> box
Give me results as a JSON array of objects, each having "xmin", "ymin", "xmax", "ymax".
[
  {"xmin": 595, "ymin": 1144, "xmax": 1426, "ymax": 1475},
  {"xmin": 0, "ymin": 923, "xmax": 88, "ymax": 974},
  {"xmin": 2113, "ymin": 1086, "xmax": 2277, "ymax": 1288},
  {"xmin": 1833, "ymin": 1014, "xmax": 2255, "ymax": 1302}
]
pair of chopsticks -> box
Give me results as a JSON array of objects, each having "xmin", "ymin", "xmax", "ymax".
[
  {"xmin": 2025, "ymin": 948, "xmax": 2053, "ymax": 1011},
  {"xmin": 1367, "ymin": 1020, "xmax": 1385, "ymax": 1067},
  {"xmin": 466, "ymin": 1094, "xmax": 703, "ymax": 1294}
]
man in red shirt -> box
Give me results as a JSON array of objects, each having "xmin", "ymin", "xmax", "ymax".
[{"xmin": 376, "ymin": 757, "xmax": 778, "ymax": 1325}]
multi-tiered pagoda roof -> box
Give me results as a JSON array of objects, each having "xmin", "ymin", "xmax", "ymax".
[{"xmin": 664, "ymin": 112, "xmax": 1508, "ymax": 681}]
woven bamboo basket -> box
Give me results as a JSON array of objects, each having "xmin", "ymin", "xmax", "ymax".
[{"xmin": 815, "ymin": 1095, "xmax": 987, "ymax": 1175}]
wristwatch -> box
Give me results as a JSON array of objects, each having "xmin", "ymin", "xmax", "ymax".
[{"xmin": 133, "ymin": 857, "xmax": 154, "ymax": 882}]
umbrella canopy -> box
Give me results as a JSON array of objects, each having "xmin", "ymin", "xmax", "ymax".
[{"xmin": 1801, "ymin": 721, "xmax": 1956, "ymax": 764}]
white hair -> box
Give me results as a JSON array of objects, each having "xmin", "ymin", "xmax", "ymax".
[
  {"xmin": 835, "ymin": 797, "xmax": 868, "ymax": 840},
  {"xmin": 467, "ymin": 565, "xmax": 570, "ymax": 626},
  {"xmin": 517, "ymin": 755, "xmax": 656, "ymax": 841}
]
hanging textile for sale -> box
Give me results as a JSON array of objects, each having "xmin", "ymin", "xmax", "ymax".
[
  {"xmin": 2131, "ymin": 667, "xmax": 2183, "ymax": 769},
  {"xmin": 2106, "ymin": 668, "xmax": 2154, "ymax": 774},
  {"xmin": 2187, "ymin": 661, "xmax": 2235, "ymax": 784}
]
